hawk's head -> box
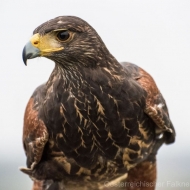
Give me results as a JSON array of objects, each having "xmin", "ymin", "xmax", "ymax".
[{"xmin": 22, "ymin": 16, "xmax": 109, "ymax": 68}]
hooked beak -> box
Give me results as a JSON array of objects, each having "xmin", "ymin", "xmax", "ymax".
[
  {"xmin": 22, "ymin": 41, "xmax": 40, "ymax": 66},
  {"xmin": 22, "ymin": 33, "xmax": 41, "ymax": 66}
]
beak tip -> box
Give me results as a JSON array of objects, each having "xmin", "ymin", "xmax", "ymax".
[
  {"xmin": 23, "ymin": 58, "xmax": 27, "ymax": 66},
  {"xmin": 22, "ymin": 46, "xmax": 27, "ymax": 66}
]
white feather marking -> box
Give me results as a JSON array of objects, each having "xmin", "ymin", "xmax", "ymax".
[
  {"xmin": 157, "ymin": 103, "xmax": 164, "ymax": 109},
  {"xmin": 57, "ymin": 20, "xmax": 63, "ymax": 24}
]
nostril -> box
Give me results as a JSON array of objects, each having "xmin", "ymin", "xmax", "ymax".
[{"xmin": 34, "ymin": 41, "xmax": 39, "ymax": 45}]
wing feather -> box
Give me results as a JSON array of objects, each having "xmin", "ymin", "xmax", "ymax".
[
  {"xmin": 138, "ymin": 68, "xmax": 175, "ymax": 143},
  {"xmin": 20, "ymin": 97, "xmax": 49, "ymax": 175},
  {"xmin": 121, "ymin": 62, "xmax": 175, "ymax": 144}
]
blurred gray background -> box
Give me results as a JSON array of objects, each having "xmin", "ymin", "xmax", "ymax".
[{"xmin": 0, "ymin": 0, "xmax": 189, "ymax": 189}]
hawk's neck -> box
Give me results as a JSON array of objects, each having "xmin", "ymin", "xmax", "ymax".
[{"xmin": 46, "ymin": 57, "xmax": 125, "ymax": 93}]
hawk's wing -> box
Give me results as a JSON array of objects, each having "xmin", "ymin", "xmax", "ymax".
[
  {"xmin": 121, "ymin": 62, "xmax": 175, "ymax": 144},
  {"xmin": 20, "ymin": 84, "xmax": 49, "ymax": 175}
]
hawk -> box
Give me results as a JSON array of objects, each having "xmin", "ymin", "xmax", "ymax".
[{"xmin": 21, "ymin": 16, "xmax": 175, "ymax": 190}]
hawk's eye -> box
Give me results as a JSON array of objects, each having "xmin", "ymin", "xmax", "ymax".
[{"xmin": 57, "ymin": 30, "xmax": 70, "ymax": 42}]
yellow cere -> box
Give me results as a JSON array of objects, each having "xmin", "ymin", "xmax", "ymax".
[{"xmin": 30, "ymin": 33, "xmax": 64, "ymax": 55}]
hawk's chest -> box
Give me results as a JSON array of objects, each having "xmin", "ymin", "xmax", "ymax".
[
  {"xmin": 46, "ymin": 79, "xmax": 139, "ymax": 128},
  {"xmin": 44, "ymin": 80, "xmax": 142, "ymax": 143},
  {"xmin": 43, "ymin": 67, "xmax": 146, "ymax": 134},
  {"xmin": 42, "ymin": 77, "xmax": 153, "ymax": 168}
]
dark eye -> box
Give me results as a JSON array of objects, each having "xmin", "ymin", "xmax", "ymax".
[{"xmin": 57, "ymin": 30, "xmax": 70, "ymax": 42}]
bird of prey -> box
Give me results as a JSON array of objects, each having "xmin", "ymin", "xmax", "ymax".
[{"xmin": 21, "ymin": 16, "xmax": 175, "ymax": 190}]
